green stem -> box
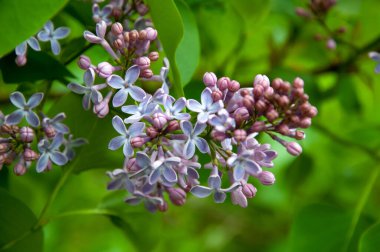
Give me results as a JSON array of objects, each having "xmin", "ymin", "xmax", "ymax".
[{"xmin": 0, "ymin": 229, "xmax": 33, "ymax": 250}]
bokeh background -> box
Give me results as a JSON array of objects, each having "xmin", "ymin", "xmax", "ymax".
[{"xmin": 1, "ymin": 0, "xmax": 380, "ymax": 251}]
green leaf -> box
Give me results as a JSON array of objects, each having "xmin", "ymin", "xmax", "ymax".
[
  {"xmin": 0, "ymin": 0, "xmax": 69, "ymax": 57},
  {"xmin": 0, "ymin": 188, "xmax": 43, "ymax": 252},
  {"xmin": 337, "ymin": 74, "xmax": 362, "ymax": 114},
  {"xmin": 48, "ymin": 93, "xmax": 121, "ymax": 173},
  {"xmin": 146, "ymin": 0, "xmax": 185, "ymax": 97},
  {"xmin": 175, "ymin": 0, "xmax": 200, "ymax": 87},
  {"xmin": 0, "ymin": 51, "xmax": 73, "ymax": 84},
  {"xmin": 359, "ymin": 222, "xmax": 380, "ymax": 252}
]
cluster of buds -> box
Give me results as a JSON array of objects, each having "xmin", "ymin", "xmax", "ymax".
[
  {"xmin": 0, "ymin": 92, "xmax": 86, "ymax": 175},
  {"xmin": 295, "ymin": 0, "xmax": 343, "ymax": 50},
  {"xmin": 15, "ymin": 21, "xmax": 70, "ymax": 66}
]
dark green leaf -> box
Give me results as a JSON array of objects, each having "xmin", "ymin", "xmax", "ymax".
[
  {"xmin": 0, "ymin": 188, "xmax": 43, "ymax": 252},
  {"xmin": 0, "ymin": 51, "xmax": 73, "ymax": 84},
  {"xmin": 359, "ymin": 222, "xmax": 380, "ymax": 252},
  {"xmin": 0, "ymin": 0, "xmax": 69, "ymax": 57},
  {"xmin": 337, "ymin": 74, "xmax": 362, "ymax": 114}
]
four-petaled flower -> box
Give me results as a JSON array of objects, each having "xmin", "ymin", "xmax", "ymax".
[
  {"xmin": 187, "ymin": 88, "xmax": 223, "ymax": 123},
  {"xmin": 37, "ymin": 21, "xmax": 70, "ymax": 55},
  {"xmin": 63, "ymin": 135, "xmax": 88, "ymax": 161},
  {"xmin": 107, "ymin": 65, "xmax": 146, "ymax": 107},
  {"xmin": 209, "ymin": 109, "xmax": 236, "ymax": 132},
  {"xmin": 42, "ymin": 112, "xmax": 69, "ymax": 134},
  {"xmin": 227, "ymin": 150, "xmax": 262, "ymax": 181},
  {"xmin": 190, "ymin": 175, "xmax": 240, "ymax": 203},
  {"xmin": 5, "ymin": 92, "xmax": 43, "ymax": 127},
  {"xmin": 37, "ymin": 133, "xmax": 68, "ymax": 172},
  {"xmin": 107, "ymin": 169, "xmax": 135, "ymax": 193},
  {"xmin": 163, "ymin": 96, "xmax": 190, "ymax": 120},
  {"xmin": 180, "ymin": 121, "xmax": 210, "ymax": 159},
  {"xmin": 108, "ymin": 116, "xmax": 145, "ymax": 157},
  {"xmin": 68, "ymin": 68, "xmax": 104, "ymax": 110},
  {"xmin": 92, "ymin": 3, "xmax": 113, "ymax": 24},
  {"xmin": 121, "ymin": 95, "xmax": 157, "ymax": 123}
]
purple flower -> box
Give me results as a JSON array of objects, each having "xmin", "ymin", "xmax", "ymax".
[
  {"xmin": 15, "ymin": 37, "xmax": 40, "ymax": 56},
  {"xmin": 190, "ymin": 175, "xmax": 239, "ymax": 203},
  {"xmin": 68, "ymin": 68, "xmax": 104, "ymax": 110},
  {"xmin": 163, "ymin": 96, "xmax": 190, "ymax": 120},
  {"xmin": 209, "ymin": 109, "xmax": 236, "ymax": 132},
  {"xmin": 180, "ymin": 121, "xmax": 210, "ymax": 159},
  {"xmin": 42, "ymin": 112, "xmax": 69, "ymax": 134},
  {"xmin": 5, "ymin": 92, "xmax": 43, "ymax": 127},
  {"xmin": 37, "ymin": 21, "xmax": 70, "ymax": 55},
  {"xmin": 92, "ymin": 3, "xmax": 113, "ymax": 24},
  {"xmin": 121, "ymin": 95, "xmax": 157, "ymax": 123},
  {"xmin": 107, "ymin": 169, "xmax": 135, "ymax": 193},
  {"xmin": 369, "ymin": 51, "xmax": 380, "ymax": 73},
  {"xmin": 108, "ymin": 116, "xmax": 145, "ymax": 157},
  {"xmin": 227, "ymin": 151, "xmax": 262, "ymax": 181},
  {"xmin": 107, "ymin": 65, "xmax": 146, "ymax": 107},
  {"xmin": 63, "ymin": 135, "xmax": 87, "ymax": 161},
  {"xmin": 187, "ymin": 88, "xmax": 223, "ymax": 123},
  {"xmin": 125, "ymin": 191, "xmax": 164, "ymax": 213},
  {"xmin": 37, "ymin": 133, "xmax": 68, "ymax": 172}
]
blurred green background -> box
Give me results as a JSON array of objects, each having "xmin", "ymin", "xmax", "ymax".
[{"xmin": 1, "ymin": 0, "xmax": 380, "ymax": 251}]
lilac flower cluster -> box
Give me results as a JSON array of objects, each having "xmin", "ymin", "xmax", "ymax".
[
  {"xmin": 0, "ymin": 92, "xmax": 85, "ymax": 175},
  {"xmin": 15, "ymin": 21, "xmax": 70, "ymax": 66},
  {"xmin": 68, "ymin": 0, "xmax": 317, "ymax": 212}
]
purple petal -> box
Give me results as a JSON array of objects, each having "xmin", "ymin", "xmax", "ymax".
[
  {"xmin": 172, "ymin": 97, "xmax": 186, "ymax": 113},
  {"xmin": 180, "ymin": 121, "xmax": 193, "ymax": 136},
  {"xmin": 187, "ymin": 99, "xmax": 203, "ymax": 113},
  {"xmin": 91, "ymin": 89, "xmax": 103, "ymax": 104},
  {"xmin": 50, "ymin": 39, "xmax": 61, "ymax": 55},
  {"xmin": 184, "ymin": 140, "xmax": 195, "ymax": 159},
  {"xmin": 112, "ymin": 89, "xmax": 128, "ymax": 107},
  {"xmin": 201, "ymin": 88, "xmax": 213, "ymax": 107},
  {"xmin": 26, "ymin": 111, "xmax": 40, "ymax": 127},
  {"xmin": 15, "ymin": 42, "xmax": 27, "ymax": 56},
  {"xmin": 37, "ymin": 30, "xmax": 50, "ymax": 41},
  {"xmin": 128, "ymin": 122, "xmax": 145, "ymax": 137},
  {"xmin": 124, "ymin": 177, "xmax": 135, "ymax": 193},
  {"xmin": 51, "ymin": 151, "xmax": 68, "ymax": 166},
  {"xmin": 214, "ymin": 191, "xmax": 226, "ymax": 203},
  {"xmin": 125, "ymin": 197, "xmax": 142, "ymax": 205},
  {"xmin": 121, "ymin": 105, "xmax": 139, "ymax": 114},
  {"xmin": 245, "ymin": 160, "xmax": 262, "ymax": 176},
  {"xmin": 108, "ymin": 136, "xmax": 126, "ymax": 150},
  {"xmin": 124, "ymin": 114, "xmax": 143, "ymax": 124},
  {"xmin": 96, "ymin": 21, "xmax": 107, "ymax": 38},
  {"xmin": 149, "ymin": 169, "xmax": 161, "ymax": 184},
  {"xmin": 195, "ymin": 137, "xmax": 209, "ymax": 154},
  {"xmin": 53, "ymin": 27, "xmax": 70, "ymax": 39},
  {"xmin": 136, "ymin": 152, "xmax": 151, "ymax": 169},
  {"xmin": 26, "ymin": 93, "xmax": 43, "ymax": 108},
  {"xmin": 10, "ymin": 92, "xmax": 26, "ymax": 108},
  {"xmin": 112, "ymin": 116, "xmax": 127, "ymax": 135},
  {"xmin": 44, "ymin": 21, "xmax": 54, "ymax": 32},
  {"xmin": 27, "ymin": 37, "xmax": 41, "ymax": 51},
  {"xmin": 223, "ymin": 182, "xmax": 241, "ymax": 193},
  {"xmin": 54, "ymin": 123, "xmax": 69, "ymax": 134},
  {"xmin": 128, "ymin": 86, "xmax": 146, "ymax": 102},
  {"xmin": 193, "ymin": 122, "xmax": 207, "ymax": 136},
  {"xmin": 208, "ymin": 100, "xmax": 223, "ymax": 113},
  {"xmin": 51, "ymin": 133, "xmax": 64, "ymax": 149},
  {"xmin": 101, "ymin": 5, "xmax": 113, "ymax": 16},
  {"xmin": 125, "ymin": 65, "xmax": 140, "ymax": 85},
  {"xmin": 233, "ymin": 165, "xmax": 245, "ymax": 181},
  {"xmin": 375, "ymin": 64, "xmax": 380, "ymax": 74},
  {"xmin": 174, "ymin": 113, "xmax": 190, "ymax": 121},
  {"xmin": 190, "ymin": 186, "xmax": 212, "ymax": 198},
  {"xmin": 197, "ymin": 112, "xmax": 209, "ymax": 124},
  {"xmin": 68, "ymin": 83, "xmax": 88, "ymax": 94},
  {"xmin": 163, "ymin": 166, "xmax": 177, "ymax": 182},
  {"xmin": 5, "ymin": 110, "xmax": 24, "ymax": 125},
  {"xmin": 36, "ymin": 153, "xmax": 49, "ymax": 173},
  {"xmin": 208, "ymin": 175, "xmax": 221, "ymax": 189},
  {"xmin": 187, "ymin": 167, "xmax": 199, "ymax": 179},
  {"xmin": 123, "ymin": 141, "xmax": 134, "ymax": 157},
  {"xmin": 83, "ymin": 31, "xmax": 102, "ymax": 43},
  {"xmin": 82, "ymin": 93, "xmax": 91, "ymax": 110},
  {"xmin": 369, "ymin": 52, "xmax": 380, "ymax": 62},
  {"xmin": 84, "ymin": 68, "xmax": 95, "ymax": 87}
]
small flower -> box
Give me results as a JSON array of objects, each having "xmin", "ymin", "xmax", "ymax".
[
  {"xmin": 15, "ymin": 37, "xmax": 40, "ymax": 56},
  {"xmin": 369, "ymin": 51, "xmax": 380, "ymax": 73},
  {"xmin": 37, "ymin": 134, "xmax": 68, "ymax": 172},
  {"xmin": 5, "ymin": 92, "xmax": 43, "ymax": 127},
  {"xmin": 163, "ymin": 96, "xmax": 190, "ymax": 120},
  {"xmin": 180, "ymin": 121, "xmax": 210, "ymax": 159},
  {"xmin": 68, "ymin": 68, "xmax": 104, "ymax": 110},
  {"xmin": 107, "ymin": 168, "xmax": 135, "ymax": 193},
  {"xmin": 63, "ymin": 135, "xmax": 87, "ymax": 161},
  {"xmin": 121, "ymin": 95, "xmax": 157, "ymax": 123},
  {"xmin": 107, "ymin": 65, "xmax": 146, "ymax": 107},
  {"xmin": 108, "ymin": 116, "xmax": 145, "ymax": 157},
  {"xmin": 227, "ymin": 151, "xmax": 262, "ymax": 181},
  {"xmin": 125, "ymin": 191, "xmax": 164, "ymax": 213},
  {"xmin": 92, "ymin": 3, "xmax": 113, "ymax": 24},
  {"xmin": 209, "ymin": 109, "xmax": 236, "ymax": 132},
  {"xmin": 83, "ymin": 21, "xmax": 107, "ymax": 43},
  {"xmin": 42, "ymin": 112, "xmax": 69, "ymax": 134},
  {"xmin": 37, "ymin": 21, "xmax": 70, "ymax": 55},
  {"xmin": 187, "ymin": 88, "xmax": 223, "ymax": 123},
  {"xmin": 190, "ymin": 175, "xmax": 239, "ymax": 203}
]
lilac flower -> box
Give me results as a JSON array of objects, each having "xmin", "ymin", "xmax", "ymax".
[
  {"xmin": 180, "ymin": 121, "xmax": 210, "ymax": 159},
  {"xmin": 42, "ymin": 112, "xmax": 69, "ymax": 134},
  {"xmin": 121, "ymin": 95, "xmax": 157, "ymax": 123},
  {"xmin": 68, "ymin": 68, "xmax": 104, "ymax": 110},
  {"xmin": 125, "ymin": 191, "xmax": 164, "ymax": 213},
  {"xmin": 107, "ymin": 65, "xmax": 146, "ymax": 107},
  {"xmin": 15, "ymin": 37, "xmax": 40, "ymax": 56},
  {"xmin": 147, "ymin": 155, "xmax": 180, "ymax": 185},
  {"xmin": 163, "ymin": 96, "xmax": 190, "ymax": 120},
  {"xmin": 37, "ymin": 134, "xmax": 68, "ymax": 172},
  {"xmin": 63, "ymin": 135, "xmax": 87, "ymax": 161},
  {"xmin": 107, "ymin": 169, "xmax": 135, "ymax": 193},
  {"xmin": 37, "ymin": 21, "xmax": 70, "ymax": 55},
  {"xmin": 227, "ymin": 151, "xmax": 262, "ymax": 181},
  {"xmin": 187, "ymin": 88, "xmax": 223, "ymax": 123},
  {"xmin": 5, "ymin": 92, "xmax": 43, "ymax": 127},
  {"xmin": 92, "ymin": 3, "xmax": 113, "ymax": 24},
  {"xmin": 369, "ymin": 51, "xmax": 380, "ymax": 73},
  {"xmin": 190, "ymin": 175, "xmax": 239, "ymax": 203},
  {"xmin": 108, "ymin": 116, "xmax": 145, "ymax": 157},
  {"xmin": 209, "ymin": 109, "xmax": 236, "ymax": 132}
]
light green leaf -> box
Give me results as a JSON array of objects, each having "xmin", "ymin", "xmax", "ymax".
[{"xmin": 0, "ymin": 0, "xmax": 69, "ymax": 57}]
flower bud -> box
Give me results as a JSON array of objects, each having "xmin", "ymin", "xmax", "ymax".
[
  {"xmin": 111, "ymin": 22, "xmax": 123, "ymax": 35},
  {"xmin": 15, "ymin": 55, "xmax": 27, "ymax": 66},
  {"xmin": 0, "ymin": 143, "xmax": 9, "ymax": 154},
  {"xmin": 126, "ymin": 158, "xmax": 139, "ymax": 172},
  {"xmin": 217, "ymin": 77, "xmax": 230, "ymax": 91},
  {"xmin": 255, "ymin": 100, "xmax": 267, "ymax": 112},
  {"xmin": 152, "ymin": 113, "xmax": 167, "ymax": 129},
  {"xmin": 242, "ymin": 183, "xmax": 257, "ymax": 198},
  {"xmin": 299, "ymin": 118, "xmax": 312, "ymax": 128},
  {"xmin": 212, "ymin": 90, "xmax": 223, "ymax": 101},
  {"xmin": 129, "ymin": 30, "xmax": 139, "ymax": 41},
  {"xmin": 140, "ymin": 69, "xmax": 153, "ymax": 78},
  {"xmin": 228, "ymin": 80, "xmax": 240, "ymax": 92},
  {"xmin": 145, "ymin": 27, "xmax": 157, "ymax": 40},
  {"xmin": 295, "ymin": 130, "xmax": 305, "ymax": 140},
  {"xmin": 254, "ymin": 74, "xmax": 270, "ymax": 88},
  {"xmin": 242, "ymin": 95, "xmax": 254, "ymax": 109},
  {"xmin": 278, "ymin": 95, "xmax": 290, "ymax": 107},
  {"xmin": 166, "ymin": 120, "xmax": 180, "ymax": 132},
  {"xmin": 326, "ymin": 38, "xmax": 336, "ymax": 50},
  {"xmin": 211, "ymin": 130, "xmax": 227, "ymax": 141},
  {"xmin": 23, "ymin": 148, "xmax": 38, "ymax": 161},
  {"xmin": 250, "ymin": 121, "xmax": 266, "ymax": 132},
  {"xmin": 167, "ymin": 187, "xmax": 186, "ymax": 206},
  {"xmin": 266, "ymin": 109, "xmax": 279, "ymax": 122},
  {"xmin": 258, "ymin": 171, "xmax": 275, "ymax": 185},
  {"xmin": 240, "ymin": 89, "xmax": 250, "ymax": 97},
  {"xmin": 158, "ymin": 200, "xmax": 168, "ymax": 212},
  {"xmin": 293, "ymin": 77, "xmax": 304, "ymax": 89},
  {"xmin": 93, "ymin": 99, "xmax": 110, "ymax": 118},
  {"xmin": 78, "ymin": 55, "xmax": 91, "ymax": 70},
  {"xmin": 233, "ymin": 129, "xmax": 247, "ymax": 142},
  {"xmin": 138, "ymin": 30, "xmax": 147, "ymax": 40},
  {"xmin": 253, "ymin": 85, "xmax": 264, "ymax": 98},
  {"xmin": 97, "ymin": 62, "xmax": 114, "ymax": 78},
  {"xmin": 307, "ymin": 106, "xmax": 318, "ymax": 118},
  {"xmin": 131, "ymin": 137, "xmax": 145, "ymax": 148},
  {"xmin": 14, "ymin": 160, "xmax": 27, "ymax": 176},
  {"xmin": 234, "ymin": 107, "xmax": 250, "ymax": 125},
  {"xmin": 276, "ymin": 124, "xmax": 290, "ymax": 136},
  {"xmin": 271, "ymin": 78, "xmax": 282, "ymax": 90},
  {"xmin": 20, "ymin": 127, "xmax": 34, "ymax": 143},
  {"xmin": 286, "ymin": 142, "xmax": 302, "ymax": 156},
  {"xmin": 203, "ymin": 72, "xmax": 217, "ymax": 87},
  {"xmin": 136, "ymin": 3, "xmax": 149, "ymax": 16},
  {"xmin": 113, "ymin": 38, "xmax": 124, "ymax": 50},
  {"xmin": 231, "ymin": 188, "xmax": 248, "ymax": 208},
  {"xmin": 134, "ymin": 56, "xmax": 150, "ymax": 70},
  {"xmin": 146, "ymin": 126, "xmax": 159, "ymax": 138},
  {"xmin": 295, "ymin": 7, "xmax": 311, "ymax": 18},
  {"xmin": 43, "ymin": 125, "xmax": 56, "ymax": 139},
  {"xmin": 148, "ymin": 51, "xmax": 159, "ymax": 61}
]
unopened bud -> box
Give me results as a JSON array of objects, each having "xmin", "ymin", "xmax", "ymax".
[
  {"xmin": 166, "ymin": 120, "xmax": 180, "ymax": 132},
  {"xmin": 266, "ymin": 109, "xmax": 279, "ymax": 122},
  {"xmin": 152, "ymin": 113, "xmax": 167, "ymax": 129},
  {"xmin": 326, "ymin": 38, "xmax": 336, "ymax": 50},
  {"xmin": 211, "ymin": 130, "xmax": 227, "ymax": 141},
  {"xmin": 140, "ymin": 69, "xmax": 153, "ymax": 78},
  {"xmin": 138, "ymin": 30, "xmax": 147, "ymax": 40},
  {"xmin": 131, "ymin": 137, "xmax": 145, "ymax": 148},
  {"xmin": 212, "ymin": 90, "xmax": 223, "ymax": 101},
  {"xmin": 234, "ymin": 107, "xmax": 250, "ymax": 124},
  {"xmin": 126, "ymin": 158, "xmax": 138, "ymax": 172},
  {"xmin": 271, "ymin": 78, "xmax": 282, "ymax": 90},
  {"xmin": 228, "ymin": 80, "xmax": 240, "ymax": 92},
  {"xmin": 44, "ymin": 125, "xmax": 56, "ymax": 138},
  {"xmin": 145, "ymin": 27, "xmax": 157, "ymax": 40},
  {"xmin": 295, "ymin": 7, "xmax": 311, "ymax": 18},
  {"xmin": 231, "ymin": 188, "xmax": 248, "ymax": 208},
  {"xmin": 286, "ymin": 142, "xmax": 302, "ymax": 156},
  {"xmin": 158, "ymin": 200, "xmax": 168, "ymax": 212},
  {"xmin": 276, "ymin": 124, "xmax": 290, "ymax": 135},
  {"xmin": 242, "ymin": 183, "xmax": 257, "ymax": 198},
  {"xmin": 295, "ymin": 130, "xmax": 305, "ymax": 140},
  {"xmin": 23, "ymin": 148, "xmax": 38, "ymax": 161},
  {"xmin": 93, "ymin": 99, "xmax": 110, "ymax": 118},
  {"xmin": 97, "ymin": 62, "xmax": 114, "ymax": 78},
  {"xmin": 255, "ymin": 100, "xmax": 267, "ymax": 112},
  {"xmin": 129, "ymin": 30, "xmax": 139, "ymax": 41},
  {"xmin": 146, "ymin": 126, "xmax": 159, "ymax": 138},
  {"xmin": 258, "ymin": 171, "xmax": 275, "ymax": 185},
  {"xmin": 293, "ymin": 77, "xmax": 304, "ymax": 88},
  {"xmin": 148, "ymin": 51, "xmax": 159, "ymax": 61},
  {"xmin": 217, "ymin": 77, "xmax": 230, "ymax": 91},
  {"xmin": 0, "ymin": 143, "xmax": 9, "ymax": 154},
  {"xmin": 233, "ymin": 129, "xmax": 247, "ymax": 142},
  {"xmin": 113, "ymin": 39, "xmax": 124, "ymax": 50},
  {"xmin": 299, "ymin": 117, "xmax": 311, "ymax": 128},
  {"xmin": 78, "ymin": 55, "xmax": 91, "ymax": 70},
  {"xmin": 242, "ymin": 95, "xmax": 255, "ymax": 109},
  {"xmin": 203, "ymin": 72, "xmax": 217, "ymax": 87},
  {"xmin": 250, "ymin": 121, "xmax": 266, "ymax": 132},
  {"xmin": 134, "ymin": 57, "xmax": 150, "ymax": 70},
  {"xmin": 20, "ymin": 127, "xmax": 34, "ymax": 143},
  {"xmin": 14, "ymin": 160, "xmax": 27, "ymax": 176},
  {"xmin": 167, "ymin": 187, "xmax": 186, "ymax": 206},
  {"xmin": 15, "ymin": 55, "xmax": 27, "ymax": 66},
  {"xmin": 111, "ymin": 22, "xmax": 123, "ymax": 35}
]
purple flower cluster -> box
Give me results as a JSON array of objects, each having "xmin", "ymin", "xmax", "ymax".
[{"xmin": 0, "ymin": 92, "xmax": 86, "ymax": 175}]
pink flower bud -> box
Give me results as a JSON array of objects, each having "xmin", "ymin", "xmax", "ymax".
[
  {"xmin": 326, "ymin": 38, "xmax": 336, "ymax": 50},
  {"xmin": 255, "ymin": 100, "xmax": 267, "ymax": 112},
  {"xmin": 131, "ymin": 137, "xmax": 145, "ymax": 148},
  {"xmin": 97, "ymin": 62, "xmax": 114, "ymax": 78},
  {"xmin": 148, "ymin": 51, "xmax": 159, "ymax": 61},
  {"xmin": 146, "ymin": 126, "xmax": 158, "ymax": 138},
  {"xmin": 15, "ymin": 55, "xmax": 27, "ymax": 66},
  {"xmin": 44, "ymin": 125, "xmax": 56, "ymax": 139},
  {"xmin": 0, "ymin": 143, "xmax": 9, "ymax": 154},
  {"xmin": 167, "ymin": 187, "xmax": 186, "ymax": 206},
  {"xmin": 140, "ymin": 69, "xmax": 153, "ymax": 78},
  {"xmin": 138, "ymin": 30, "xmax": 147, "ymax": 40},
  {"xmin": 228, "ymin": 80, "xmax": 240, "ymax": 92},
  {"xmin": 152, "ymin": 113, "xmax": 167, "ymax": 129},
  {"xmin": 234, "ymin": 107, "xmax": 250, "ymax": 125},
  {"xmin": 93, "ymin": 99, "xmax": 110, "ymax": 118},
  {"xmin": 266, "ymin": 109, "xmax": 279, "ymax": 122},
  {"xmin": 295, "ymin": 7, "xmax": 311, "ymax": 18},
  {"xmin": 258, "ymin": 171, "xmax": 275, "ymax": 185},
  {"xmin": 145, "ymin": 27, "xmax": 158, "ymax": 40},
  {"xmin": 250, "ymin": 121, "xmax": 266, "ymax": 132},
  {"xmin": 158, "ymin": 200, "xmax": 168, "ymax": 212},
  {"xmin": 134, "ymin": 56, "xmax": 150, "ymax": 70},
  {"xmin": 23, "ymin": 148, "xmax": 39, "ymax": 161},
  {"xmin": 231, "ymin": 188, "xmax": 248, "ymax": 208},
  {"xmin": 211, "ymin": 130, "xmax": 227, "ymax": 141},
  {"xmin": 217, "ymin": 77, "xmax": 230, "ymax": 91},
  {"xmin": 295, "ymin": 130, "xmax": 305, "ymax": 140},
  {"xmin": 286, "ymin": 142, "xmax": 302, "ymax": 156},
  {"xmin": 212, "ymin": 90, "xmax": 223, "ymax": 101},
  {"xmin": 111, "ymin": 22, "xmax": 123, "ymax": 35},
  {"xmin": 83, "ymin": 31, "xmax": 102, "ymax": 43},
  {"xmin": 166, "ymin": 120, "xmax": 180, "ymax": 132},
  {"xmin": 307, "ymin": 106, "xmax": 318, "ymax": 118},
  {"xmin": 126, "ymin": 158, "xmax": 139, "ymax": 172},
  {"xmin": 293, "ymin": 77, "xmax": 304, "ymax": 88},
  {"xmin": 233, "ymin": 129, "xmax": 247, "ymax": 142},
  {"xmin": 254, "ymin": 74, "xmax": 270, "ymax": 88},
  {"xmin": 14, "ymin": 160, "xmax": 27, "ymax": 176},
  {"xmin": 78, "ymin": 55, "xmax": 91, "ymax": 70},
  {"xmin": 203, "ymin": 72, "xmax": 217, "ymax": 87},
  {"xmin": 242, "ymin": 183, "xmax": 257, "ymax": 198},
  {"xmin": 20, "ymin": 127, "xmax": 35, "ymax": 143},
  {"xmin": 299, "ymin": 118, "xmax": 311, "ymax": 128}
]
